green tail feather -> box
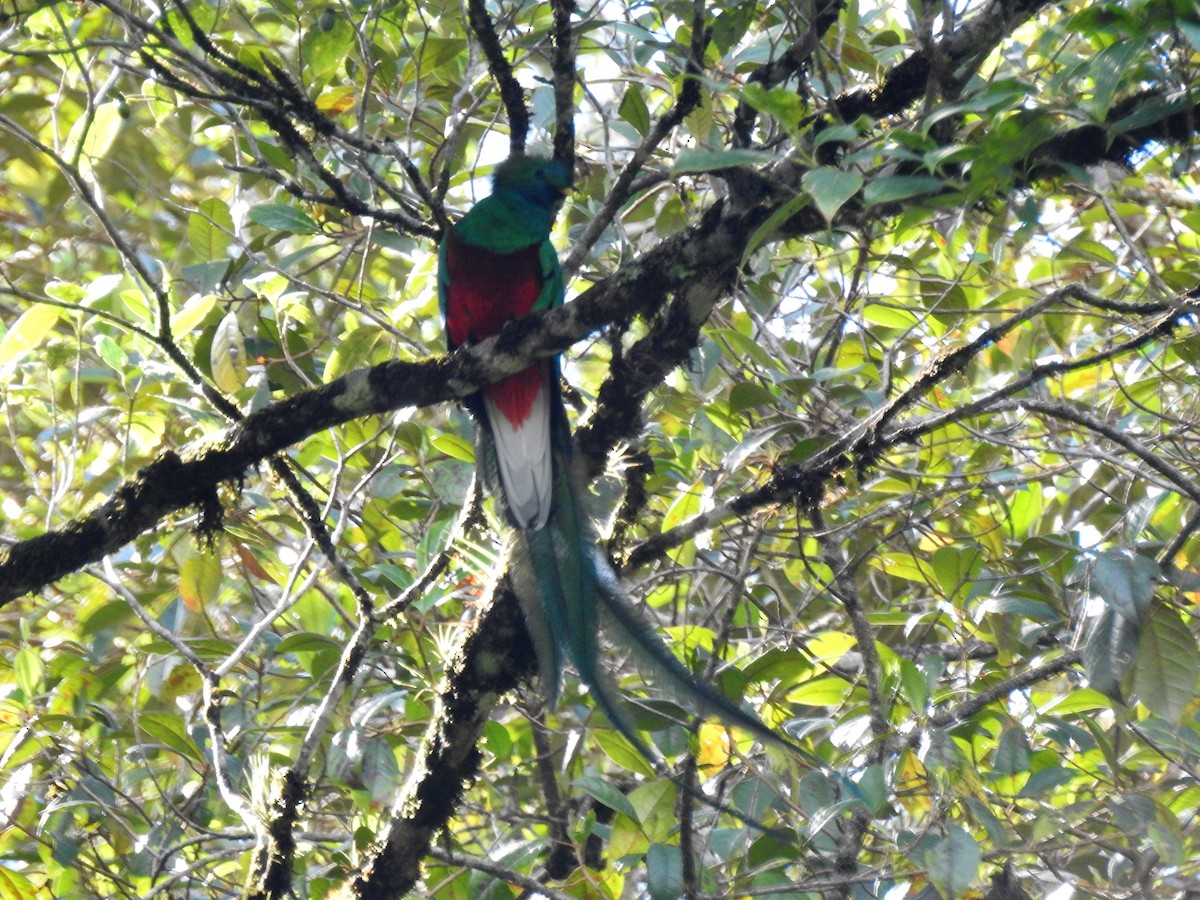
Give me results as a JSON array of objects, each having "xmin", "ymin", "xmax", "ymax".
[
  {"xmin": 509, "ymin": 528, "xmax": 657, "ymax": 758},
  {"xmin": 591, "ymin": 547, "xmax": 805, "ymax": 757},
  {"xmin": 485, "ymin": 386, "xmax": 799, "ymax": 760}
]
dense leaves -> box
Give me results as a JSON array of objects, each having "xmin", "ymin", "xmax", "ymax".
[{"xmin": 1, "ymin": 0, "xmax": 1199, "ymax": 898}]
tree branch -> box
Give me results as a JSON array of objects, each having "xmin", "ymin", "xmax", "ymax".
[
  {"xmin": 550, "ymin": 0, "xmax": 576, "ymax": 168},
  {"xmin": 465, "ymin": 0, "xmax": 529, "ymax": 155}
]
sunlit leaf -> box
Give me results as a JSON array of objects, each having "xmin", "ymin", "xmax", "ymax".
[
  {"xmin": 788, "ymin": 676, "xmax": 853, "ymax": 707},
  {"xmin": 13, "ymin": 646, "xmax": 43, "ymax": 697},
  {"xmin": 211, "ymin": 310, "xmax": 250, "ymax": 392},
  {"xmin": 695, "ymin": 722, "xmax": 731, "ymax": 773},
  {"xmin": 64, "ymin": 102, "xmax": 123, "ymax": 173},
  {"xmin": 177, "ymin": 539, "xmax": 222, "ymax": 612},
  {"xmin": 170, "ymin": 292, "xmax": 218, "ymax": 338},
  {"xmin": 429, "ymin": 432, "xmax": 475, "ymax": 463},
  {"xmin": 188, "ymin": 198, "xmax": 234, "ymax": 261},
  {"xmin": 0, "ymin": 866, "xmax": 39, "ymax": 898},
  {"xmin": 325, "ymin": 326, "xmax": 383, "ymax": 381},
  {"xmin": 0, "ymin": 304, "xmax": 62, "ymax": 376}
]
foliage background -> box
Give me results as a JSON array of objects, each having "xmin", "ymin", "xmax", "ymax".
[{"xmin": 2, "ymin": 0, "xmax": 1200, "ymax": 897}]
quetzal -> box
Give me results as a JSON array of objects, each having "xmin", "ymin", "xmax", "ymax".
[{"xmin": 438, "ymin": 155, "xmax": 790, "ymax": 761}]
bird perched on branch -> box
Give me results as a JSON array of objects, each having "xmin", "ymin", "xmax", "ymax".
[{"xmin": 438, "ymin": 154, "xmax": 790, "ymax": 762}]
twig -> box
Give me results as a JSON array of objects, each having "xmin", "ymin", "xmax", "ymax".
[{"xmin": 560, "ymin": 0, "xmax": 713, "ymax": 275}]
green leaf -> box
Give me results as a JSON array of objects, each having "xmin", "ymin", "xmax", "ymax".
[
  {"xmin": 728, "ymin": 381, "xmax": 776, "ymax": 412},
  {"xmin": 13, "ymin": 646, "xmax": 43, "ymax": 697},
  {"xmin": 574, "ymin": 775, "xmax": 638, "ymax": 820},
  {"xmin": 93, "ymin": 334, "xmax": 127, "ymax": 373},
  {"xmin": 429, "ymin": 432, "xmax": 475, "ymax": 464},
  {"xmin": 789, "ymin": 676, "xmax": 853, "ymax": 706},
  {"xmin": 0, "ymin": 304, "xmax": 62, "ymax": 376},
  {"xmin": 178, "ymin": 542, "xmax": 223, "ymax": 612},
  {"xmin": 1132, "ymin": 602, "xmax": 1200, "ymax": 722},
  {"xmin": 861, "ymin": 303, "xmax": 920, "ymax": 331},
  {"xmin": 1019, "ymin": 766, "xmax": 1078, "ymax": 797},
  {"xmin": 801, "ymin": 166, "xmax": 863, "ymax": 223},
  {"xmin": 740, "ymin": 191, "xmax": 811, "ymax": 265},
  {"xmin": 137, "ymin": 712, "xmax": 203, "ymax": 763},
  {"xmin": 924, "ymin": 825, "xmax": 981, "ymax": 899},
  {"xmin": 854, "ymin": 765, "xmax": 889, "ymax": 816},
  {"xmin": 325, "ymin": 326, "xmax": 383, "ymax": 381},
  {"xmin": 710, "ymin": 2, "xmax": 755, "ymax": 53},
  {"xmin": 992, "ymin": 726, "xmax": 1031, "ymax": 775},
  {"xmin": 930, "ymin": 545, "xmax": 983, "ymax": 601},
  {"xmin": 43, "ymin": 280, "xmax": 86, "ymax": 304},
  {"xmin": 85, "ymin": 273, "xmax": 124, "ymax": 305},
  {"xmin": 738, "ymin": 83, "xmax": 805, "ymax": 129},
  {"xmin": 249, "ymin": 203, "xmax": 321, "ymax": 234},
  {"xmin": 671, "ymin": 148, "xmax": 776, "ymax": 175},
  {"xmin": 646, "ymin": 843, "xmax": 683, "ymax": 900},
  {"xmin": 898, "ymin": 657, "xmax": 928, "ymax": 712},
  {"xmin": 301, "ymin": 15, "xmax": 355, "ymax": 79},
  {"xmin": 662, "ymin": 481, "xmax": 703, "ymax": 532},
  {"xmin": 1086, "ymin": 37, "xmax": 1146, "ymax": 117},
  {"xmin": 618, "ymin": 85, "xmax": 651, "ymax": 137},
  {"xmin": 275, "ymin": 632, "xmax": 343, "ymax": 655},
  {"xmin": 361, "ymin": 736, "xmax": 400, "ymax": 801},
  {"xmin": 869, "ymin": 552, "xmax": 936, "ymax": 585},
  {"xmin": 1092, "ymin": 548, "xmax": 1157, "ymax": 623},
  {"xmin": 1080, "ymin": 604, "xmax": 1140, "ymax": 699},
  {"xmin": 864, "ymin": 174, "xmax": 945, "ymax": 206},
  {"xmin": 593, "ymin": 729, "xmax": 656, "ymax": 776},
  {"xmin": 628, "ymin": 780, "xmax": 677, "ymax": 840},
  {"xmin": 188, "ymin": 198, "xmax": 235, "ymax": 261},
  {"xmin": 806, "ymin": 631, "xmax": 856, "ymax": 666}
]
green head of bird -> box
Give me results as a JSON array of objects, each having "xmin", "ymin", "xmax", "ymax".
[{"xmin": 492, "ymin": 155, "xmax": 574, "ymax": 212}]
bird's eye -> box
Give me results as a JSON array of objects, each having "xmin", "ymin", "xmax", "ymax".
[{"xmin": 535, "ymin": 169, "xmax": 546, "ymax": 180}]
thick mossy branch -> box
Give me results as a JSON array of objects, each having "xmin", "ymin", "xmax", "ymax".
[
  {"xmin": 0, "ymin": 200, "xmax": 764, "ymax": 605},
  {"xmin": 331, "ymin": 581, "xmax": 534, "ymax": 900}
]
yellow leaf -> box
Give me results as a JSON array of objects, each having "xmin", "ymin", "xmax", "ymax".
[
  {"xmin": 171, "ymin": 293, "xmax": 217, "ymax": 337},
  {"xmin": 807, "ymin": 631, "xmax": 857, "ymax": 667},
  {"xmin": 696, "ymin": 722, "xmax": 731, "ymax": 774},
  {"xmin": 895, "ymin": 748, "xmax": 931, "ymax": 816},
  {"xmin": 317, "ymin": 86, "xmax": 356, "ymax": 114},
  {"xmin": 0, "ymin": 304, "xmax": 62, "ymax": 376},
  {"xmin": 64, "ymin": 102, "xmax": 123, "ymax": 176},
  {"xmin": 868, "ymin": 552, "xmax": 937, "ymax": 584}
]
